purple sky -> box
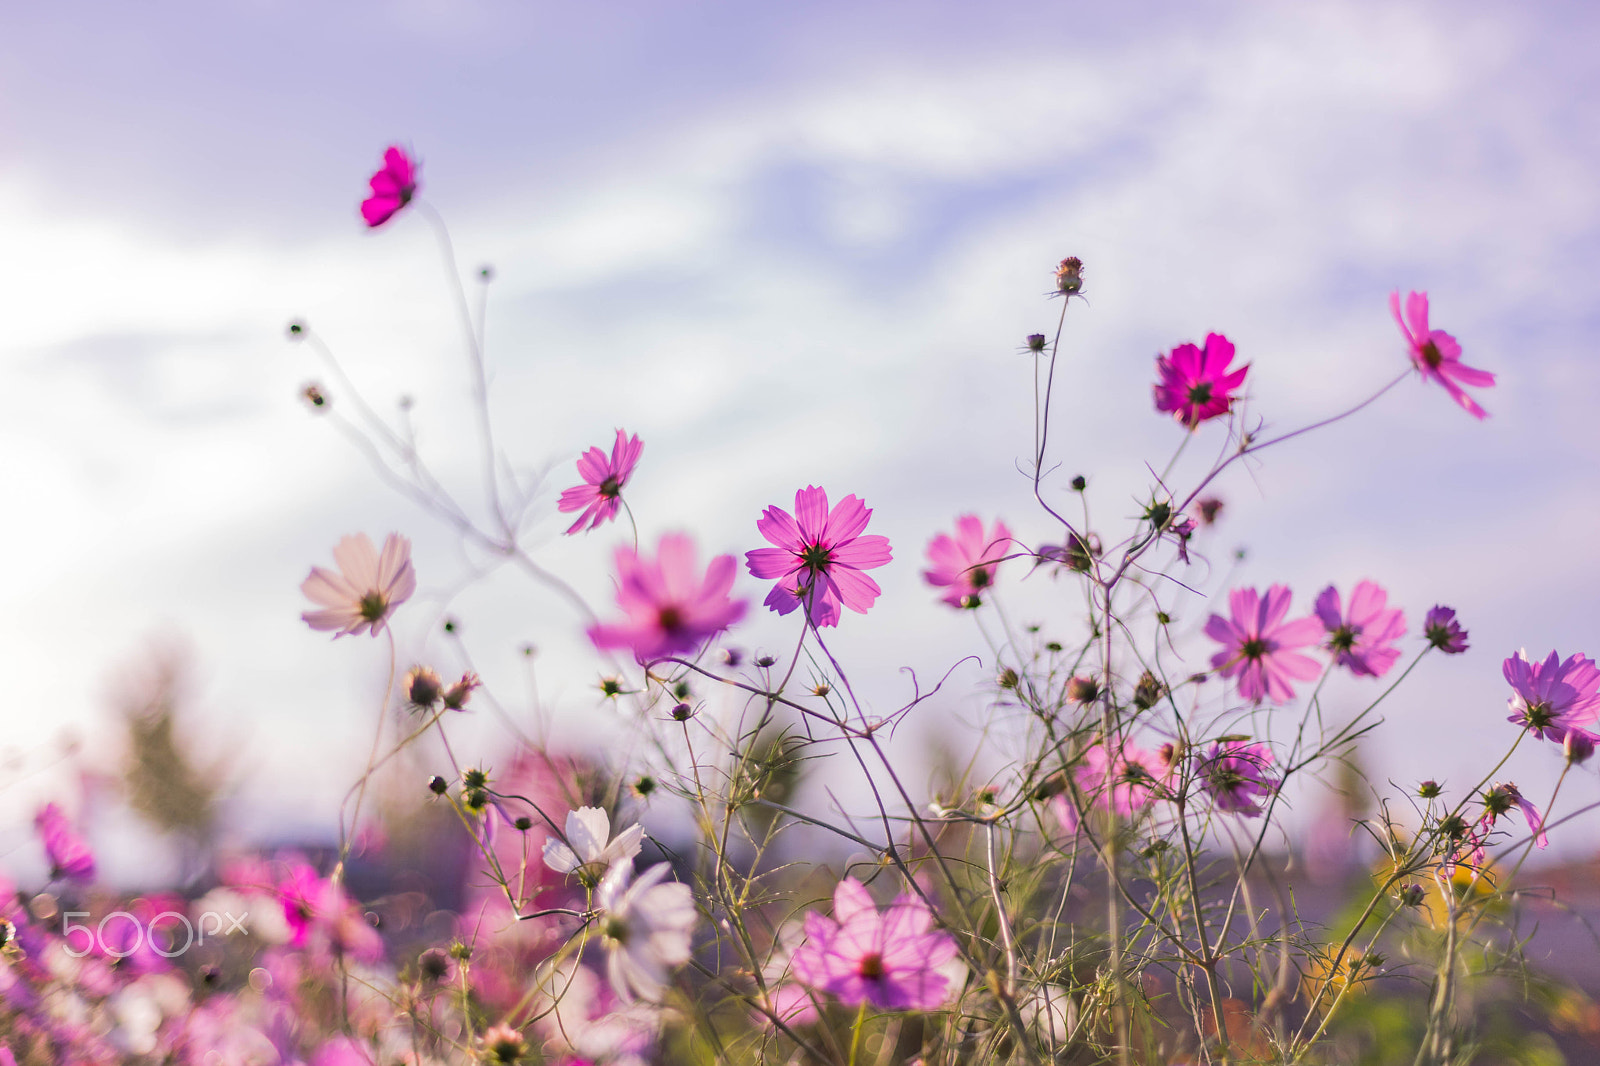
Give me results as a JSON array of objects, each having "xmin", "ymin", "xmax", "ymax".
[{"xmin": 4, "ymin": 1, "xmax": 1600, "ymax": 879}]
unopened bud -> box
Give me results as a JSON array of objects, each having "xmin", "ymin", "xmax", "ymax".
[
  {"xmin": 1565, "ymin": 729, "xmax": 1595, "ymax": 765},
  {"xmin": 405, "ymin": 666, "xmax": 443, "ymax": 709},
  {"xmin": 300, "ymin": 383, "xmax": 327, "ymax": 410},
  {"xmin": 1054, "ymin": 256, "xmax": 1084, "ymax": 295},
  {"xmin": 1398, "ymin": 883, "xmax": 1425, "ymax": 907},
  {"xmin": 812, "ymin": 683, "xmax": 831, "ymax": 697},
  {"xmin": 1133, "ymin": 671, "xmax": 1166, "ymax": 710},
  {"xmin": 1417, "ymin": 780, "xmax": 1442, "ymax": 799},
  {"xmin": 442, "ymin": 672, "xmax": 480, "ymax": 711},
  {"xmin": 1070, "ymin": 475, "xmax": 1087, "ymax": 492},
  {"xmin": 286, "ymin": 320, "xmax": 306, "ymax": 339},
  {"xmin": 513, "ymin": 816, "xmax": 533, "ymax": 831},
  {"xmin": 427, "ymin": 775, "xmax": 448, "ymax": 795},
  {"xmin": 756, "ymin": 655, "xmax": 777, "ymax": 668},
  {"xmin": 1067, "ymin": 676, "xmax": 1100, "ymax": 704},
  {"xmin": 1026, "ymin": 333, "xmax": 1047, "ymax": 352},
  {"xmin": 670, "ymin": 702, "xmax": 692, "ymax": 721},
  {"xmin": 598, "ymin": 676, "xmax": 624, "ymax": 698},
  {"xmin": 998, "ymin": 667, "xmax": 1019, "ymax": 690}
]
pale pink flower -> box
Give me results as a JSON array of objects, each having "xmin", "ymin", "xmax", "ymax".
[
  {"xmin": 558, "ymin": 430, "xmax": 643, "ymax": 535},
  {"xmin": 1075, "ymin": 743, "xmax": 1171, "ymax": 816},
  {"xmin": 922, "ymin": 515, "xmax": 1013, "ymax": 609},
  {"xmin": 1204, "ymin": 585, "xmax": 1323, "ymax": 703},
  {"xmin": 300, "ymin": 533, "xmax": 416, "ymax": 638},
  {"xmin": 1503, "ymin": 649, "xmax": 1600, "ymax": 742},
  {"xmin": 1314, "ymin": 581, "xmax": 1407, "ymax": 678},
  {"xmin": 1153, "ymin": 332, "xmax": 1248, "ymax": 429},
  {"xmin": 745, "ymin": 486, "xmax": 892, "ymax": 628},
  {"xmin": 360, "ymin": 145, "xmax": 418, "ymax": 227},
  {"xmin": 35, "ymin": 803, "xmax": 94, "ymax": 883},
  {"xmin": 595, "ymin": 862, "xmax": 696, "ymax": 1003},
  {"xmin": 542, "ymin": 806, "xmax": 645, "ymax": 883},
  {"xmin": 1198, "ymin": 741, "xmax": 1277, "ymax": 818},
  {"xmin": 587, "ymin": 534, "xmax": 747, "ymax": 660},
  {"xmin": 789, "ymin": 878, "xmax": 959, "ymax": 1012},
  {"xmin": 1391, "ymin": 290, "xmax": 1495, "ymax": 420}
]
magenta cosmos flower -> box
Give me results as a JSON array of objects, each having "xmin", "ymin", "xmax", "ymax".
[
  {"xmin": 1153, "ymin": 332, "xmax": 1249, "ymax": 429},
  {"xmin": 1205, "ymin": 585, "xmax": 1323, "ymax": 704},
  {"xmin": 1391, "ymin": 290, "xmax": 1495, "ymax": 420},
  {"xmin": 588, "ymin": 533, "xmax": 747, "ymax": 661},
  {"xmin": 361, "ymin": 146, "xmax": 419, "ymax": 227},
  {"xmin": 790, "ymin": 878, "xmax": 959, "ymax": 1011},
  {"xmin": 1424, "ymin": 606, "xmax": 1469, "ymax": 654},
  {"xmin": 1199, "ymin": 740, "xmax": 1277, "ymax": 817},
  {"xmin": 745, "ymin": 486, "xmax": 892, "ymax": 628},
  {"xmin": 1503, "ymin": 649, "xmax": 1600, "ymax": 742},
  {"xmin": 559, "ymin": 430, "xmax": 643, "ymax": 535},
  {"xmin": 1314, "ymin": 581, "xmax": 1407, "ymax": 678},
  {"xmin": 301, "ymin": 533, "xmax": 416, "ymax": 638},
  {"xmin": 36, "ymin": 803, "xmax": 95, "ymax": 883},
  {"xmin": 923, "ymin": 515, "xmax": 1013, "ymax": 609}
]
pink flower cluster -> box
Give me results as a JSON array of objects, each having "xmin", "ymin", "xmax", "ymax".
[{"xmin": 1206, "ymin": 581, "xmax": 1417, "ymax": 704}]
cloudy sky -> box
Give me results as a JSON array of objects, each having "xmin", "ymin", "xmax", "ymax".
[{"xmin": 3, "ymin": 0, "xmax": 1600, "ymax": 878}]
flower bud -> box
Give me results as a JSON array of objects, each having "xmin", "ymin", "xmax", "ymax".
[
  {"xmin": 1566, "ymin": 729, "xmax": 1596, "ymax": 765},
  {"xmin": 998, "ymin": 667, "xmax": 1020, "ymax": 690},
  {"xmin": 1054, "ymin": 256, "xmax": 1084, "ymax": 295},
  {"xmin": 405, "ymin": 666, "xmax": 443, "ymax": 709},
  {"xmin": 300, "ymin": 383, "xmax": 327, "ymax": 411},
  {"xmin": 1133, "ymin": 671, "xmax": 1167, "ymax": 710},
  {"xmin": 286, "ymin": 320, "xmax": 306, "ymax": 339},
  {"xmin": 462, "ymin": 768, "xmax": 489, "ymax": 790},
  {"xmin": 1397, "ymin": 883, "xmax": 1425, "ymax": 907},
  {"xmin": 756, "ymin": 655, "xmax": 777, "ymax": 668},
  {"xmin": 427, "ymin": 775, "xmax": 448, "ymax": 795},
  {"xmin": 513, "ymin": 816, "xmax": 533, "ymax": 831},
  {"xmin": 1067, "ymin": 676, "xmax": 1100, "ymax": 704},
  {"xmin": 1070, "ymin": 475, "xmax": 1087, "ymax": 492},
  {"xmin": 442, "ymin": 672, "xmax": 480, "ymax": 711},
  {"xmin": 1417, "ymin": 780, "xmax": 1442, "ymax": 799},
  {"xmin": 670, "ymin": 702, "xmax": 693, "ymax": 721},
  {"xmin": 598, "ymin": 676, "xmax": 624, "ymax": 698},
  {"xmin": 1026, "ymin": 333, "xmax": 1047, "ymax": 352}
]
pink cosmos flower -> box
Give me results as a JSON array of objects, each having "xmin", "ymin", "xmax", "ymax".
[
  {"xmin": 1391, "ymin": 290, "xmax": 1494, "ymax": 420},
  {"xmin": 301, "ymin": 533, "xmax": 416, "ymax": 638},
  {"xmin": 1503, "ymin": 649, "xmax": 1600, "ymax": 742},
  {"xmin": 35, "ymin": 803, "xmax": 94, "ymax": 883},
  {"xmin": 1204, "ymin": 585, "xmax": 1324, "ymax": 704},
  {"xmin": 745, "ymin": 486, "xmax": 892, "ymax": 628},
  {"xmin": 588, "ymin": 534, "xmax": 747, "ymax": 661},
  {"xmin": 1483, "ymin": 782, "xmax": 1548, "ymax": 849},
  {"xmin": 922, "ymin": 515, "xmax": 1013, "ymax": 609},
  {"xmin": 790, "ymin": 878, "xmax": 959, "ymax": 1012},
  {"xmin": 1198, "ymin": 741, "xmax": 1277, "ymax": 818},
  {"xmin": 1153, "ymin": 332, "xmax": 1249, "ymax": 429},
  {"xmin": 1314, "ymin": 581, "xmax": 1407, "ymax": 678},
  {"xmin": 361, "ymin": 146, "xmax": 419, "ymax": 227},
  {"xmin": 1423, "ymin": 606, "xmax": 1469, "ymax": 654},
  {"xmin": 558, "ymin": 430, "xmax": 643, "ymax": 535},
  {"xmin": 1075, "ymin": 742, "xmax": 1171, "ymax": 816}
]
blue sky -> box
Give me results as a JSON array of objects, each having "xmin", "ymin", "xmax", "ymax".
[{"xmin": 4, "ymin": 0, "xmax": 1600, "ymax": 877}]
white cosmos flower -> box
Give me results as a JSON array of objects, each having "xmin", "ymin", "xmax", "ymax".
[
  {"xmin": 542, "ymin": 806, "xmax": 645, "ymax": 880},
  {"xmin": 595, "ymin": 861, "xmax": 695, "ymax": 1003}
]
